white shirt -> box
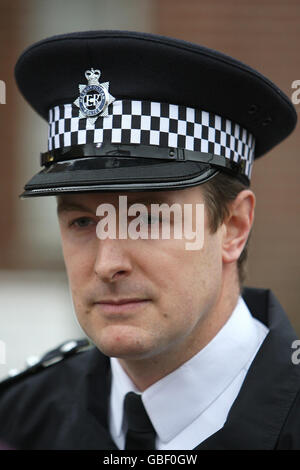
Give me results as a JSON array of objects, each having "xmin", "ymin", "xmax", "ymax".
[{"xmin": 109, "ymin": 297, "xmax": 269, "ymax": 450}]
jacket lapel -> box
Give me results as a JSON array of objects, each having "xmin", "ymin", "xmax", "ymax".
[
  {"xmin": 194, "ymin": 288, "xmax": 300, "ymax": 449},
  {"xmin": 73, "ymin": 347, "xmax": 118, "ymax": 450}
]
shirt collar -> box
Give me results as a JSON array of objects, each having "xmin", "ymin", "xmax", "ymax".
[{"xmin": 109, "ymin": 296, "xmax": 265, "ymax": 443}]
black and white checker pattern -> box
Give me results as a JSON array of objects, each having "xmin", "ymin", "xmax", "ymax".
[{"xmin": 48, "ymin": 100, "xmax": 255, "ymax": 179}]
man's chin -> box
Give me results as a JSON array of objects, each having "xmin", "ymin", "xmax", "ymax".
[{"xmin": 91, "ymin": 324, "xmax": 157, "ymax": 360}]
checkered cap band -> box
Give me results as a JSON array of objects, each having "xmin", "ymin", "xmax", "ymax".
[{"xmin": 48, "ymin": 100, "xmax": 255, "ymax": 179}]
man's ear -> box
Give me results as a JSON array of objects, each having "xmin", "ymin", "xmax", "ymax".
[{"xmin": 222, "ymin": 190, "xmax": 255, "ymax": 265}]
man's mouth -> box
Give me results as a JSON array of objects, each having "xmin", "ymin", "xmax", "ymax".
[{"xmin": 95, "ymin": 298, "xmax": 151, "ymax": 315}]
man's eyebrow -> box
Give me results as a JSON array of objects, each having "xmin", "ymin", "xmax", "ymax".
[{"xmin": 56, "ymin": 201, "xmax": 95, "ymax": 215}]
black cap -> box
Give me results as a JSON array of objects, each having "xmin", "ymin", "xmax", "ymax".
[{"xmin": 14, "ymin": 30, "xmax": 297, "ymax": 197}]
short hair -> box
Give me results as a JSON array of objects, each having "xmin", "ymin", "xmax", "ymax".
[{"xmin": 201, "ymin": 172, "xmax": 251, "ymax": 287}]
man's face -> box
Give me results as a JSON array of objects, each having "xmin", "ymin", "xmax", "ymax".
[{"xmin": 57, "ymin": 186, "xmax": 225, "ymax": 362}]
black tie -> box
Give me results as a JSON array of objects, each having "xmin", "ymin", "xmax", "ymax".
[{"xmin": 124, "ymin": 391, "xmax": 156, "ymax": 450}]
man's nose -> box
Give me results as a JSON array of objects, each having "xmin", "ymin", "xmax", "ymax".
[{"xmin": 93, "ymin": 237, "xmax": 133, "ymax": 283}]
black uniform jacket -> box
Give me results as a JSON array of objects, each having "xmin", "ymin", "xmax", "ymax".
[{"xmin": 0, "ymin": 287, "xmax": 300, "ymax": 450}]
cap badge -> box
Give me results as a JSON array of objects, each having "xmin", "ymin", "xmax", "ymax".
[{"xmin": 73, "ymin": 68, "xmax": 115, "ymax": 125}]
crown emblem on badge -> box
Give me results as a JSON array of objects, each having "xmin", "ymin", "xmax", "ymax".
[{"xmin": 73, "ymin": 68, "xmax": 115, "ymax": 125}]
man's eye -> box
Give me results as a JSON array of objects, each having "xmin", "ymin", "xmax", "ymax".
[{"xmin": 69, "ymin": 217, "xmax": 95, "ymax": 229}]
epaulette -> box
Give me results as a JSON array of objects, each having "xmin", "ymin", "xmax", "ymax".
[{"xmin": 0, "ymin": 338, "xmax": 92, "ymax": 387}]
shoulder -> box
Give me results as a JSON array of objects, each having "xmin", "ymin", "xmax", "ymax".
[
  {"xmin": 0, "ymin": 339, "xmax": 110, "ymax": 449},
  {"xmin": 0, "ymin": 338, "xmax": 106, "ymax": 449},
  {"xmin": 0, "ymin": 338, "xmax": 93, "ymax": 397},
  {"xmin": 0, "ymin": 339, "xmax": 111, "ymax": 449}
]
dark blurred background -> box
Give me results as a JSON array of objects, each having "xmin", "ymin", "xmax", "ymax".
[{"xmin": 0, "ymin": 0, "xmax": 299, "ymax": 377}]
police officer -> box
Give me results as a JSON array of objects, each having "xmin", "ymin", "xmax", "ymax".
[{"xmin": 0, "ymin": 30, "xmax": 299, "ymax": 450}]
